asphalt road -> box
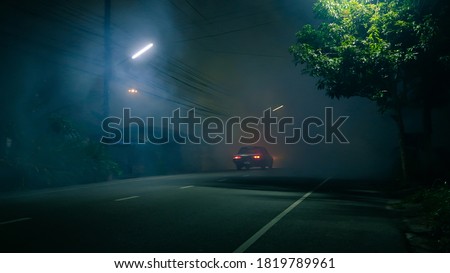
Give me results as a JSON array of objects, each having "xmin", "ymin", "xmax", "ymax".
[{"xmin": 0, "ymin": 169, "xmax": 409, "ymax": 253}]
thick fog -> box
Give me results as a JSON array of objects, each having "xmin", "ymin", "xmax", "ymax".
[{"xmin": 0, "ymin": 0, "xmax": 423, "ymax": 189}]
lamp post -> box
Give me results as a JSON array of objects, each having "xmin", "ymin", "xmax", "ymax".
[{"xmin": 103, "ymin": 0, "xmax": 111, "ymax": 117}]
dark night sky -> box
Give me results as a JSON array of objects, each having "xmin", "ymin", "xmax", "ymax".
[{"xmin": 3, "ymin": 0, "xmax": 442, "ymax": 179}]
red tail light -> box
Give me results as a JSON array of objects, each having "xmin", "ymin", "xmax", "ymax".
[
  {"xmin": 253, "ymin": 155, "xmax": 261, "ymax": 159},
  {"xmin": 233, "ymin": 156, "xmax": 241, "ymax": 160}
]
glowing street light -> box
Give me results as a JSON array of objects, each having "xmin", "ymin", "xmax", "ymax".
[
  {"xmin": 131, "ymin": 43, "xmax": 154, "ymax": 59},
  {"xmin": 128, "ymin": 88, "xmax": 138, "ymax": 94},
  {"xmin": 272, "ymin": 105, "xmax": 284, "ymax": 112}
]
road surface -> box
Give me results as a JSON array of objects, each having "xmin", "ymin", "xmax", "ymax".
[{"xmin": 0, "ymin": 169, "xmax": 409, "ymax": 252}]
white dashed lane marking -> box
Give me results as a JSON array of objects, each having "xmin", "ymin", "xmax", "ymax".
[
  {"xmin": 115, "ymin": 196, "xmax": 140, "ymax": 202},
  {"xmin": 0, "ymin": 217, "xmax": 32, "ymax": 225},
  {"xmin": 180, "ymin": 186, "xmax": 195, "ymax": 190},
  {"xmin": 233, "ymin": 177, "xmax": 332, "ymax": 253}
]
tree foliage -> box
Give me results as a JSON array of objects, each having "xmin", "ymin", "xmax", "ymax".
[
  {"xmin": 289, "ymin": 0, "xmax": 438, "ymax": 113},
  {"xmin": 290, "ymin": 0, "xmax": 450, "ymax": 183}
]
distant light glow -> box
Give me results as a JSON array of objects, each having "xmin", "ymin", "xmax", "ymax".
[
  {"xmin": 131, "ymin": 43, "xmax": 153, "ymax": 59},
  {"xmin": 128, "ymin": 88, "xmax": 138, "ymax": 94},
  {"xmin": 272, "ymin": 105, "xmax": 284, "ymax": 112},
  {"xmin": 253, "ymin": 155, "xmax": 261, "ymax": 159}
]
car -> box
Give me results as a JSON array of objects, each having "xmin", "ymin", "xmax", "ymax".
[{"xmin": 232, "ymin": 146, "xmax": 273, "ymax": 170}]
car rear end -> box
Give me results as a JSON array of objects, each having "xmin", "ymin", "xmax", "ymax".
[{"xmin": 233, "ymin": 146, "xmax": 272, "ymax": 170}]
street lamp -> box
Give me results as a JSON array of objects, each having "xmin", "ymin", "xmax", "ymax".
[
  {"xmin": 127, "ymin": 44, "xmax": 154, "ymax": 95},
  {"xmin": 131, "ymin": 43, "xmax": 154, "ymax": 60},
  {"xmin": 103, "ymin": 1, "xmax": 154, "ymax": 115},
  {"xmin": 272, "ymin": 105, "xmax": 284, "ymax": 112}
]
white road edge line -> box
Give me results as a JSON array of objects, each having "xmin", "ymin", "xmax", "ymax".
[
  {"xmin": 0, "ymin": 217, "xmax": 32, "ymax": 225},
  {"xmin": 180, "ymin": 185, "xmax": 194, "ymax": 189},
  {"xmin": 233, "ymin": 177, "xmax": 332, "ymax": 253},
  {"xmin": 115, "ymin": 196, "xmax": 140, "ymax": 202}
]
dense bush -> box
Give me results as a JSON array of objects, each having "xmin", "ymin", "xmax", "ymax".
[
  {"xmin": 409, "ymin": 180, "xmax": 450, "ymax": 252},
  {"xmin": 0, "ymin": 115, "xmax": 121, "ymax": 191}
]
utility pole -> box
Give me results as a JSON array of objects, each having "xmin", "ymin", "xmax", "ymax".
[{"xmin": 103, "ymin": 0, "xmax": 111, "ymax": 117}]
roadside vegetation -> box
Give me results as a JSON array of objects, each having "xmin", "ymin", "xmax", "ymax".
[
  {"xmin": 0, "ymin": 115, "xmax": 121, "ymax": 191},
  {"xmin": 399, "ymin": 179, "xmax": 450, "ymax": 252}
]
